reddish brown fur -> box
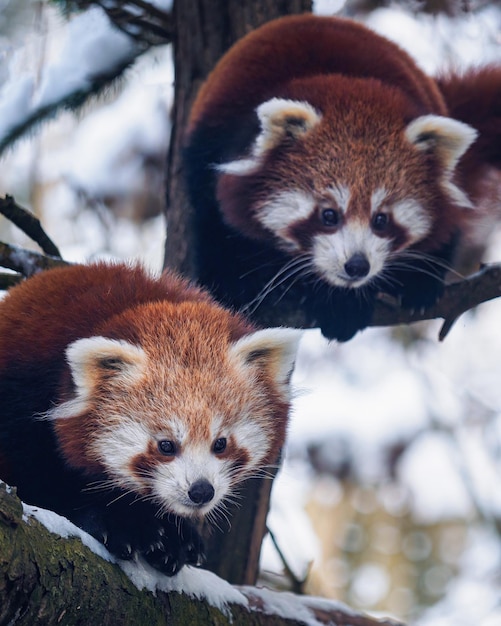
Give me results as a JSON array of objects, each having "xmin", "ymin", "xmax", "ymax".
[
  {"xmin": 0, "ymin": 263, "xmax": 289, "ymax": 479},
  {"xmin": 188, "ymin": 14, "xmax": 446, "ymax": 132}
]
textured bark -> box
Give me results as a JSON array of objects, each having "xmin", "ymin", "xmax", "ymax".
[
  {"xmin": 163, "ymin": 0, "xmax": 313, "ymax": 586},
  {"xmin": 0, "ymin": 483, "xmax": 405, "ymax": 626}
]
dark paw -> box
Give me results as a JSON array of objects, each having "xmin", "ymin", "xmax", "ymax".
[
  {"xmin": 314, "ymin": 288, "xmax": 375, "ymax": 342},
  {"xmin": 398, "ymin": 275, "xmax": 444, "ymax": 312},
  {"xmin": 142, "ymin": 520, "xmax": 205, "ymax": 576}
]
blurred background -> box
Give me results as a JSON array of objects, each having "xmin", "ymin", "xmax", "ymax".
[{"xmin": 0, "ymin": 1, "xmax": 500, "ymax": 624}]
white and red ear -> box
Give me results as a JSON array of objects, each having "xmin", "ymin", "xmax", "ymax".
[
  {"xmin": 405, "ymin": 115, "xmax": 477, "ymax": 207},
  {"xmin": 218, "ymin": 98, "xmax": 322, "ymax": 176},
  {"xmin": 230, "ymin": 327, "xmax": 302, "ymax": 398},
  {"xmin": 66, "ymin": 336, "xmax": 147, "ymax": 398}
]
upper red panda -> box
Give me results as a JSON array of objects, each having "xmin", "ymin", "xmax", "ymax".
[
  {"xmin": 0, "ymin": 262, "xmax": 301, "ymax": 575},
  {"xmin": 184, "ymin": 14, "xmax": 501, "ymax": 341}
]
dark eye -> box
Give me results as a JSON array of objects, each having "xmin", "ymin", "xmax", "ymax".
[
  {"xmin": 158, "ymin": 440, "xmax": 177, "ymax": 456},
  {"xmin": 213, "ymin": 438, "xmax": 227, "ymax": 454},
  {"xmin": 373, "ymin": 212, "xmax": 389, "ymax": 232},
  {"xmin": 321, "ymin": 208, "xmax": 340, "ymax": 227}
]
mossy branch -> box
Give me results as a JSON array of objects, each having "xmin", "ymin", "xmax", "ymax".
[{"xmin": 0, "ymin": 483, "xmax": 403, "ymax": 626}]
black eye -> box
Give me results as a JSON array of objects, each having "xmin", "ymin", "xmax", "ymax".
[
  {"xmin": 373, "ymin": 212, "xmax": 389, "ymax": 232},
  {"xmin": 158, "ymin": 440, "xmax": 177, "ymax": 456},
  {"xmin": 321, "ymin": 208, "xmax": 340, "ymax": 227},
  {"xmin": 213, "ymin": 438, "xmax": 227, "ymax": 454}
]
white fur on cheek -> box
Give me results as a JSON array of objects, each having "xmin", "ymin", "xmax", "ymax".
[
  {"xmin": 392, "ymin": 199, "xmax": 431, "ymax": 244},
  {"xmin": 257, "ymin": 190, "xmax": 315, "ymax": 249},
  {"xmin": 91, "ymin": 421, "xmax": 150, "ymax": 488}
]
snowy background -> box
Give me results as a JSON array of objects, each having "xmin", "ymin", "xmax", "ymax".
[{"xmin": 0, "ymin": 1, "xmax": 501, "ymax": 624}]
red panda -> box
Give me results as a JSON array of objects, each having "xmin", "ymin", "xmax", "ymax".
[
  {"xmin": 183, "ymin": 14, "xmax": 501, "ymax": 341},
  {"xmin": 0, "ymin": 262, "xmax": 301, "ymax": 575}
]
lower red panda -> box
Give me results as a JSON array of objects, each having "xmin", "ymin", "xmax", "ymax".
[
  {"xmin": 0, "ymin": 263, "xmax": 301, "ymax": 575},
  {"xmin": 184, "ymin": 14, "xmax": 501, "ymax": 341}
]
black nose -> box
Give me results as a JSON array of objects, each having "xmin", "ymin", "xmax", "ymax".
[
  {"xmin": 344, "ymin": 253, "xmax": 370, "ymax": 279},
  {"xmin": 188, "ymin": 479, "xmax": 215, "ymax": 505}
]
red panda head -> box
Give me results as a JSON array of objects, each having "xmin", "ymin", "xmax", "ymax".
[
  {"xmin": 49, "ymin": 301, "xmax": 301, "ymax": 520},
  {"xmin": 216, "ymin": 75, "xmax": 477, "ymax": 290}
]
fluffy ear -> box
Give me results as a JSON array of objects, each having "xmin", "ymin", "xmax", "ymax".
[
  {"xmin": 66, "ymin": 336, "xmax": 147, "ymax": 397},
  {"xmin": 255, "ymin": 98, "xmax": 322, "ymax": 152},
  {"xmin": 230, "ymin": 328, "xmax": 302, "ymax": 398},
  {"xmin": 405, "ymin": 115, "xmax": 477, "ymax": 207},
  {"xmin": 218, "ymin": 98, "xmax": 321, "ymax": 176}
]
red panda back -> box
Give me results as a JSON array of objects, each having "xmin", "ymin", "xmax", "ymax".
[
  {"xmin": 0, "ymin": 262, "xmax": 213, "ymax": 372},
  {"xmin": 188, "ymin": 13, "xmax": 446, "ymax": 134}
]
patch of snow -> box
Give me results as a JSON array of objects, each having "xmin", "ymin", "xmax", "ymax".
[
  {"xmin": 22, "ymin": 502, "xmax": 114, "ymax": 563},
  {"xmin": 120, "ymin": 558, "xmax": 248, "ymax": 615}
]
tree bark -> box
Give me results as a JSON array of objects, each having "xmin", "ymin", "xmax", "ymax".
[
  {"xmin": 0, "ymin": 483, "xmax": 405, "ymax": 626},
  {"xmin": 164, "ymin": 0, "xmax": 312, "ymax": 585}
]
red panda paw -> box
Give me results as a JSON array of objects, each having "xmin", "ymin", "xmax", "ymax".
[{"xmin": 142, "ymin": 518, "xmax": 205, "ymax": 576}]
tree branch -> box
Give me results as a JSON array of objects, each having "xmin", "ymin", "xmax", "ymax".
[
  {"xmin": 0, "ymin": 483, "xmax": 404, "ymax": 626},
  {"xmin": 0, "ymin": 243, "xmax": 68, "ymax": 279},
  {"xmin": 0, "ymin": 195, "xmax": 61, "ymax": 258},
  {"xmin": 371, "ymin": 264, "xmax": 501, "ymax": 340}
]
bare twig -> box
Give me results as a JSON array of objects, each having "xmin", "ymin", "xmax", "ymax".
[
  {"xmin": 72, "ymin": 0, "xmax": 173, "ymax": 45},
  {"xmin": 0, "ymin": 242, "xmax": 68, "ymax": 280},
  {"xmin": 0, "ymin": 196, "xmax": 61, "ymax": 258}
]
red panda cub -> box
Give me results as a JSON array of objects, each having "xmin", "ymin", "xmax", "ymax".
[
  {"xmin": 184, "ymin": 14, "xmax": 501, "ymax": 341},
  {"xmin": 0, "ymin": 263, "xmax": 301, "ymax": 575}
]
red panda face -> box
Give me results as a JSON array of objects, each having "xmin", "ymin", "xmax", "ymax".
[
  {"xmin": 50, "ymin": 303, "xmax": 301, "ymax": 521},
  {"xmin": 216, "ymin": 78, "xmax": 477, "ymax": 290}
]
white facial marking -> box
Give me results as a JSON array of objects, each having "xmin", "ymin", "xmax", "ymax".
[
  {"xmin": 327, "ymin": 184, "xmax": 351, "ymax": 214},
  {"xmin": 392, "ymin": 198, "xmax": 432, "ymax": 243},
  {"xmin": 370, "ymin": 187, "xmax": 389, "ymax": 214},
  {"xmin": 153, "ymin": 444, "xmax": 231, "ymax": 517},
  {"xmin": 313, "ymin": 223, "xmax": 390, "ymax": 288},
  {"xmin": 93, "ymin": 420, "xmax": 150, "ymax": 487},
  {"xmin": 258, "ymin": 189, "xmax": 315, "ymax": 249}
]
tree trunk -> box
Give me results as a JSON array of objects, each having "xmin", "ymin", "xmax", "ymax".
[{"xmin": 164, "ymin": 0, "xmax": 312, "ymax": 585}]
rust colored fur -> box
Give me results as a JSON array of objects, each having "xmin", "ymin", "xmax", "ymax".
[
  {"xmin": 0, "ymin": 262, "xmax": 299, "ymax": 574},
  {"xmin": 184, "ymin": 14, "xmax": 501, "ymax": 341}
]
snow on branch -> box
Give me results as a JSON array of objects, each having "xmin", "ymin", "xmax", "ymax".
[
  {"xmin": 74, "ymin": 1, "xmax": 174, "ymax": 45},
  {"xmin": 0, "ymin": 6, "xmax": 146, "ymax": 155},
  {"xmin": 0, "ymin": 482, "xmax": 404, "ymax": 626}
]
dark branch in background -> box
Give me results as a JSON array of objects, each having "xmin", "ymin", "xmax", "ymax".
[
  {"xmin": 0, "ymin": 196, "xmax": 69, "ymax": 288},
  {"xmin": 52, "ymin": 0, "xmax": 173, "ymax": 45},
  {"xmin": 0, "ymin": 196, "xmax": 61, "ymax": 258},
  {"xmin": 0, "ymin": 54, "xmax": 138, "ymax": 156}
]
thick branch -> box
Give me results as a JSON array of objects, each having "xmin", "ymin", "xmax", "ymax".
[
  {"xmin": 371, "ymin": 264, "xmax": 501, "ymax": 339},
  {"xmin": 0, "ymin": 483, "xmax": 404, "ymax": 626}
]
